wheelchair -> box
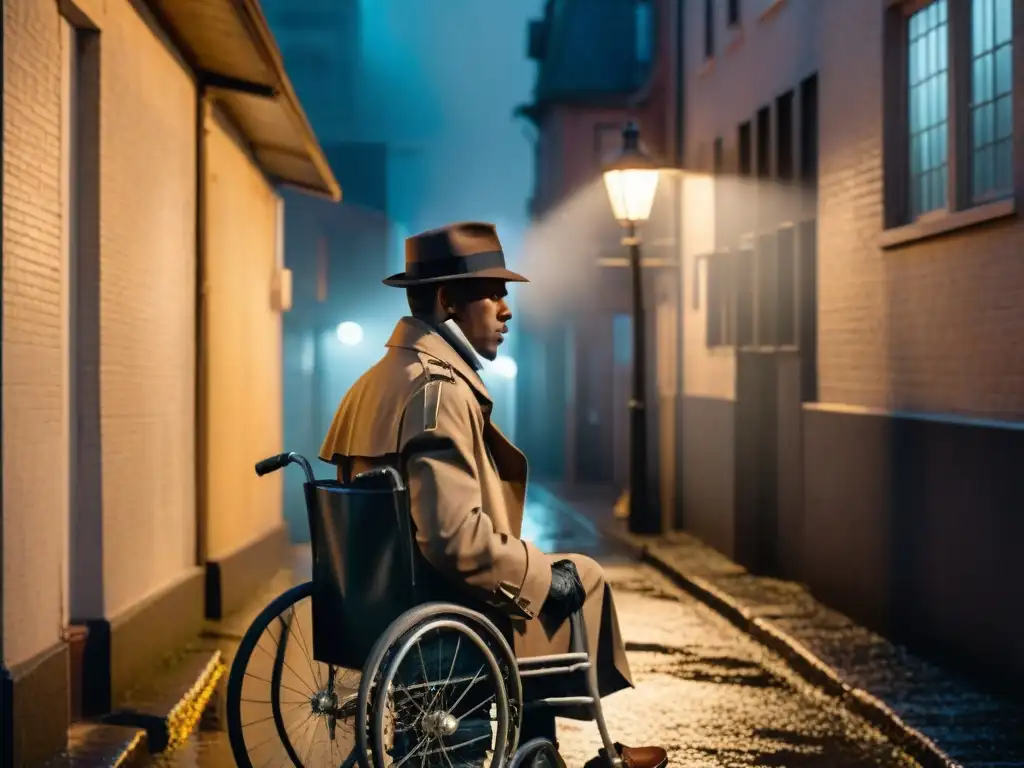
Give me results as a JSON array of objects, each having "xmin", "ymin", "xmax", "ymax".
[{"xmin": 225, "ymin": 451, "xmax": 624, "ymax": 768}]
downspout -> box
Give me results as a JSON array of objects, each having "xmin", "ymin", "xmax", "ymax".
[
  {"xmin": 674, "ymin": 0, "xmax": 685, "ymax": 166},
  {"xmin": 195, "ymin": 89, "xmax": 209, "ymax": 570},
  {"xmin": 673, "ymin": 0, "xmax": 686, "ymax": 530}
]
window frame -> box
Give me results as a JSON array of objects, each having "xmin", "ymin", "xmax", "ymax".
[{"xmin": 883, "ymin": 0, "xmax": 1017, "ymax": 239}]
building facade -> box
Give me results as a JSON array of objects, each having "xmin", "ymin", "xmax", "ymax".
[
  {"xmin": 517, "ymin": 0, "xmax": 679, "ymax": 526},
  {"xmin": 0, "ymin": 0, "xmax": 339, "ymax": 764},
  {"xmin": 678, "ymin": 0, "xmax": 1023, "ymax": 694}
]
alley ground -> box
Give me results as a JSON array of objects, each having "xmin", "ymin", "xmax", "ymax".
[{"xmin": 136, "ymin": 495, "xmax": 919, "ymax": 768}]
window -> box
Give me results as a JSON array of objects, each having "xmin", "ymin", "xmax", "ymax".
[
  {"xmin": 756, "ymin": 106, "xmax": 771, "ymax": 178},
  {"xmin": 706, "ymin": 253, "xmax": 737, "ymax": 348},
  {"xmin": 735, "ymin": 242, "xmax": 755, "ymax": 346},
  {"xmin": 776, "ymin": 90, "xmax": 794, "ymax": 181},
  {"xmin": 704, "ymin": 0, "xmax": 715, "ymax": 59},
  {"xmin": 738, "ymin": 121, "xmax": 752, "ymax": 176},
  {"xmin": 636, "ymin": 0, "xmax": 653, "ymax": 65},
  {"xmin": 907, "ymin": 1, "xmax": 950, "ymax": 217},
  {"xmin": 706, "ymin": 136, "xmax": 735, "ymax": 348},
  {"xmin": 727, "ymin": 0, "xmax": 741, "ymax": 26},
  {"xmin": 969, "ymin": 0, "xmax": 1013, "ymax": 201},
  {"xmin": 799, "ymin": 74, "xmax": 818, "ymax": 186},
  {"xmin": 889, "ymin": 0, "xmax": 1014, "ymax": 226},
  {"xmin": 776, "ymin": 225, "xmax": 797, "ymax": 346}
]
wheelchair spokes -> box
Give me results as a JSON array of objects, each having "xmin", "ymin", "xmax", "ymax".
[
  {"xmin": 369, "ymin": 620, "xmax": 515, "ymax": 768},
  {"xmin": 227, "ymin": 581, "xmax": 372, "ymax": 768}
]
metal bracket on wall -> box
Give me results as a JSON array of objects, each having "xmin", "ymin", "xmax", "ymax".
[{"xmin": 199, "ymin": 70, "xmax": 277, "ymax": 99}]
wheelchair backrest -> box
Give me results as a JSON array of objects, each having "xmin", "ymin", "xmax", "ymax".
[{"xmin": 305, "ymin": 474, "xmax": 416, "ymax": 669}]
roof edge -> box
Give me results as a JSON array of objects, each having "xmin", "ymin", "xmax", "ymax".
[{"xmin": 234, "ymin": 0, "xmax": 342, "ymax": 202}]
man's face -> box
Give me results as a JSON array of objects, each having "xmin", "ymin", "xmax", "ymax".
[{"xmin": 442, "ymin": 278, "xmax": 512, "ymax": 362}]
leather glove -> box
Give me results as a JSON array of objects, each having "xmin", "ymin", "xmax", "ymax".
[{"xmin": 543, "ymin": 559, "xmax": 586, "ymax": 620}]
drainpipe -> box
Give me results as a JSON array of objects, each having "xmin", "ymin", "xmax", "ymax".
[
  {"xmin": 195, "ymin": 90, "xmax": 209, "ymax": 569},
  {"xmin": 673, "ymin": 0, "xmax": 686, "ymax": 530}
]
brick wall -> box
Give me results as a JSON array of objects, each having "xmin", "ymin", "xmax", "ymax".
[
  {"xmin": 2, "ymin": 0, "xmax": 66, "ymax": 668},
  {"xmin": 95, "ymin": 0, "xmax": 197, "ymax": 619},
  {"xmin": 818, "ymin": 0, "xmax": 1024, "ymax": 418},
  {"xmin": 203, "ymin": 109, "xmax": 283, "ymax": 562},
  {"xmin": 3, "ymin": 0, "xmax": 199, "ymax": 669}
]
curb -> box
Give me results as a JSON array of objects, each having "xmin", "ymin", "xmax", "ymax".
[
  {"xmin": 103, "ymin": 649, "xmax": 226, "ymax": 757},
  {"xmin": 598, "ymin": 524, "xmax": 961, "ymax": 768},
  {"xmin": 165, "ymin": 651, "xmax": 226, "ymax": 751},
  {"xmin": 110, "ymin": 730, "xmax": 148, "ymax": 768}
]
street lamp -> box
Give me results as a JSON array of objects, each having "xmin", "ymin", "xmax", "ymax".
[{"xmin": 602, "ymin": 121, "xmax": 661, "ymax": 535}]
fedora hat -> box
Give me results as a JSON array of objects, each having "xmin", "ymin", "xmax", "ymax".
[{"xmin": 383, "ymin": 221, "xmax": 529, "ymax": 287}]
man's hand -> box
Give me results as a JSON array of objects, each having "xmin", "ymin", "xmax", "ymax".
[{"xmin": 542, "ymin": 559, "xmax": 586, "ymax": 621}]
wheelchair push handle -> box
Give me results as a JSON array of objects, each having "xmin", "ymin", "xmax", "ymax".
[{"xmin": 254, "ymin": 452, "xmax": 315, "ymax": 484}]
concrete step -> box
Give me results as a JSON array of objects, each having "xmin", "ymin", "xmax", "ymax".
[
  {"xmin": 100, "ymin": 647, "xmax": 225, "ymax": 756},
  {"xmin": 42, "ymin": 721, "xmax": 148, "ymax": 768}
]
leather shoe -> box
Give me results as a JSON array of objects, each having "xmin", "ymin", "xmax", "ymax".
[{"xmin": 599, "ymin": 742, "xmax": 668, "ymax": 768}]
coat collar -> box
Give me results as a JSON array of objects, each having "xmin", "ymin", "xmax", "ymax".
[
  {"xmin": 436, "ymin": 320, "xmax": 483, "ymax": 372},
  {"xmin": 386, "ymin": 316, "xmax": 492, "ymax": 404}
]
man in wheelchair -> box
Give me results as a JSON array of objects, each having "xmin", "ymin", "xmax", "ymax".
[{"xmin": 320, "ymin": 222, "xmax": 668, "ymax": 768}]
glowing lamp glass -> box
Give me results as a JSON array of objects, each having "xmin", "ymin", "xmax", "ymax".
[{"xmin": 603, "ymin": 168, "xmax": 660, "ymax": 224}]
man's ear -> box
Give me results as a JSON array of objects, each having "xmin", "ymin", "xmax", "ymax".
[{"xmin": 436, "ymin": 285, "xmax": 457, "ymax": 320}]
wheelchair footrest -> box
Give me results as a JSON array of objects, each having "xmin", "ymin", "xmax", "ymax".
[{"xmin": 522, "ymin": 696, "xmax": 595, "ymax": 709}]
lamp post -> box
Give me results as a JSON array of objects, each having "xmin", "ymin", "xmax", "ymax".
[{"xmin": 602, "ymin": 121, "xmax": 661, "ymax": 535}]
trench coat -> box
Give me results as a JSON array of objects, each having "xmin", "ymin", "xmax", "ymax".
[{"xmin": 319, "ymin": 317, "xmax": 633, "ymax": 708}]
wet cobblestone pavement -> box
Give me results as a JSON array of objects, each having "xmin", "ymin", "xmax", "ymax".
[
  {"xmin": 534, "ymin": 485, "xmax": 1024, "ymax": 767},
  {"xmin": 134, "ymin": 496, "xmax": 922, "ymax": 768}
]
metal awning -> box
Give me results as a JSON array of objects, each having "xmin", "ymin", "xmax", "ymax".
[{"xmin": 148, "ymin": 0, "xmax": 342, "ymax": 202}]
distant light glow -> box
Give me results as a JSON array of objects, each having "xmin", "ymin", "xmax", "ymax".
[
  {"xmin": 336, "ymin": 321, "xmax": 364, "ymax": 346},
  {"xmin": 489, "ymin": 355, "xmax": 518, "ymax": 380}
]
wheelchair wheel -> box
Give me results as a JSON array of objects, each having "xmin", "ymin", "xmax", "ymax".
[
  {"xmin": 358, "ymin": 603, "xmax": 522, "ymax": 768},
  {"xmin": 227, "ymin": 581, "xmax": 380, "ymax": 768}
]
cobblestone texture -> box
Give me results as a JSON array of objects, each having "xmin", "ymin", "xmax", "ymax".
[
  {"xmin": 534, "ymin": 485, "xmax": 1024, "ymax": 767},
  {"xmin": 130, "ymin": 493, "xmax": 921, "ymax": 767}
]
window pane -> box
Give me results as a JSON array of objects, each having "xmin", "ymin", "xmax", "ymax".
[
  {"xmin": 973, "ymin": 145, "xmax": 992, "ymax": 196},
  {"xmin": 970, "ymin": 0, "xmax": 1014, "ymax": 202},
  {"xmin": 973, "ymin": 102, "xmax": 993, "ymax": 148},
  {"xmin": 995, "ymin": 0, "xmax": 1012, "ymax": 43},
  {"xmin": 908, "ymin": 0, "xmax": 950, "ymax": 218},
  {"xmin": 994, "ymin": 140, "xmax": 1013, "ymax": 192},
  {"xmin": 973, "ymin": 54, "xmax": 993, "ymax": 103},
  {"xmin": 996, "ymin": 94, "xmax": 1012, "ymax": 139},
  {"xmin": 995, "ymin": 44, "xmax": 1012, "ymax": 94}
]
